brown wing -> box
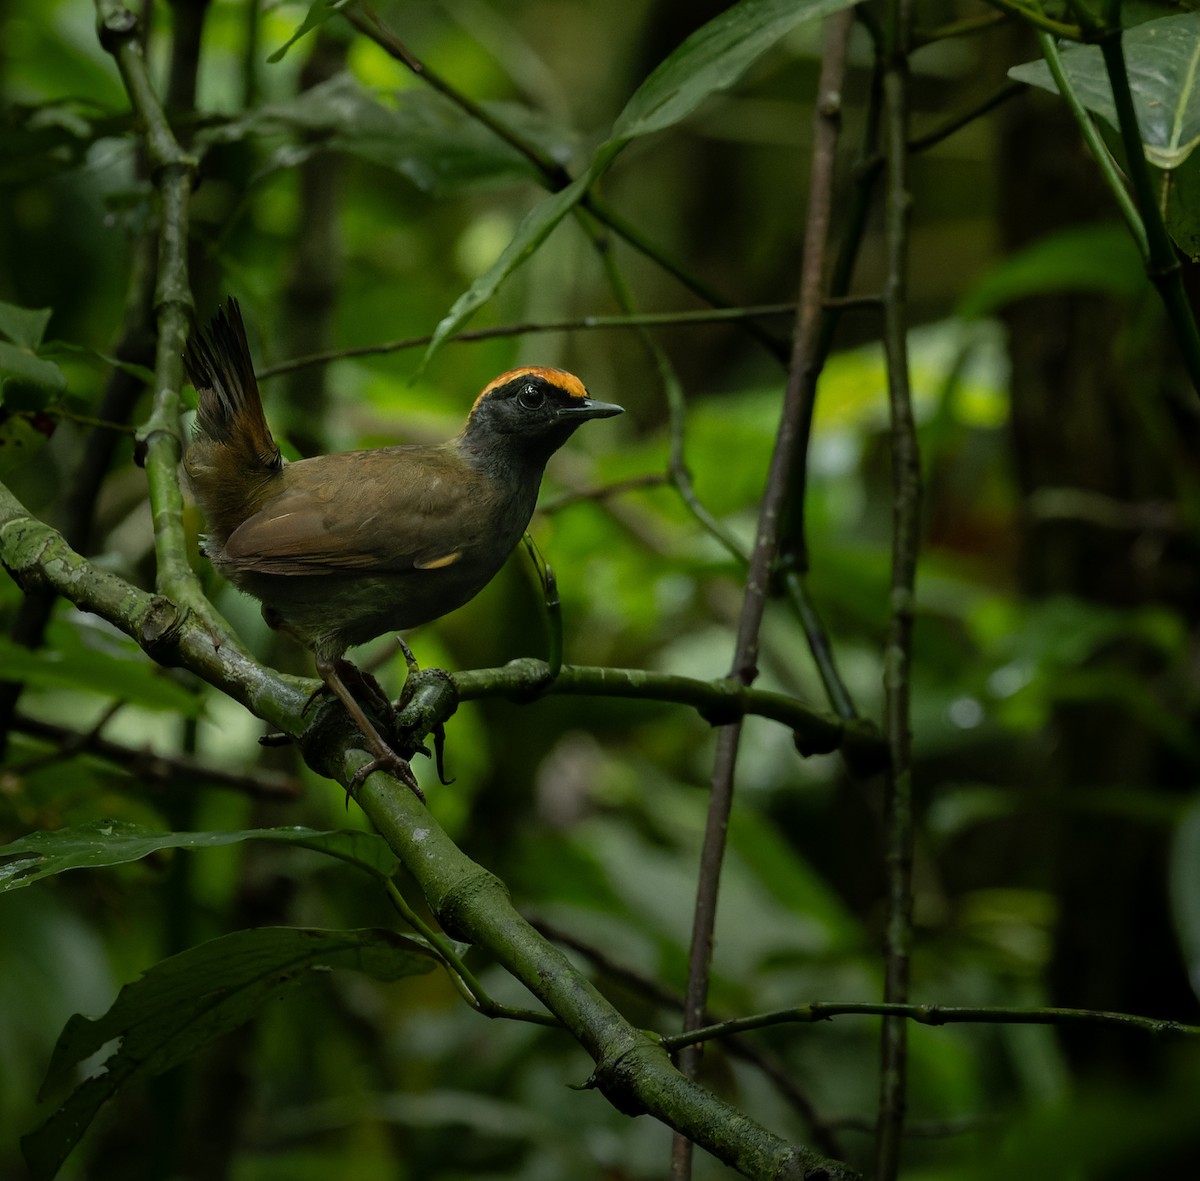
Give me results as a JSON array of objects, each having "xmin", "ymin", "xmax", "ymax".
[{"xmin": 219, "ymin": 445, "xmax": 486, "ymax": 576}]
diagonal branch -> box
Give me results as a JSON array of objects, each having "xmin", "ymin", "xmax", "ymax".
[
  {"xmin": 874, "ymin": 0, "xmax": 921, "ymax": 1176},
  {"xmin": 672, "ymin": 12, "xmax": 857, "ymax": 1179},
  {"xmin": 0, "ymin": 478, "xmax": 859, "ymax": 1181}
]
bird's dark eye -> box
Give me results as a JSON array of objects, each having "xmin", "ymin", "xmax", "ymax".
[{"xmin": 517, "ymin": 383, "xmax": 545, "ymax": 411}]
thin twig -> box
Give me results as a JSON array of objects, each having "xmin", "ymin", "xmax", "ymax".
[
  {"xmin": 539, "ymin": 472, "xmax": 670, "ymax": 513},
  {"xmin": 340, "ymin": 4, "xmax": 790, "ymax": 364},
  {"xmin": 907, "ymin": 80, "xmax": 1026, "ymax": 155},
  {"xmin": 9, "ymin": 713, "xmax": 301, "ymax": 799},
  {"xmin": 671, "ymin": 15, "xmax": 856, "ymax": 1180},
  {"xmin": 659, "ymin": 1000, "xmax": 1200, "ymax": 1051},
  {"xmin": 1036, "ymin": 31, "xmax": 1147, "ymax": 256},
  {"xmin": 979, "ymin": 0, "xmax": 1082, "ymax": 40},
  {"xmin": 256, "ymin": 304, "xmax": 798, "ymax": 380},
  {"xmin": 531, "ymin": 917, "xmax": 848, "ymax": 1162},
  {"xmin": 385, "ymin": 882, "xmax": 561, "ymax": 1027},
  {"xmin": 874, "ymin": 0, "xmax": 922, "ymax": 1176}
]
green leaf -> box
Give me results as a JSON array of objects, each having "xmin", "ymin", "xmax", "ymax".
[
  {"xmin": 421, "ymin": 173, "xmax": 590, "ymax": 365},
  {"xmin": 0, "ymin": 300, "xmax": 52, "ymax": 348},
  {"xmin": 21, "ymin": 927, "xmax": 434, "ymax": 1181},
  {"xmin": 41, "ymin": 339, "xmax": 156, "ymax": 385},
  {"xmin": 1166, "ymin": 149, "xmax": 1200, "ymax": 258},
  {"xmin": 420, "ymin": 0, "xmax": 852, "ymax": 368},
  {"xmin": 611, "ymin": 0, "xmax": 855, "ymax": 143},
  {"xmin": 267, "ymin": 0, "xmax": 350, "ymax": 64},
  {"xmin": 957, "ymin": 223, "xmax": 1147, "ymax": 319},
  {"xmin": 1009, "ymin": 13, "xmax": 1200, "ymax": 169},
  {"xmin": 0, "ymin": 821, "xmax": 400, "ymax": 893},
  {"xmin": 0, "ymin": 630, "xmax": 201, "ymax": 716},
  {"xmin": 207, "ymin": 77, "xmax": 544, "ymax": 195},
  {"xmin": 0, "ymin": 345, "xmax": 67, "ymax": 401}
]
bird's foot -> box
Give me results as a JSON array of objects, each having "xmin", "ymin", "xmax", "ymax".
[{"xmin": 347, "ymin": 739, "xmax": 426, "ymax": 805}]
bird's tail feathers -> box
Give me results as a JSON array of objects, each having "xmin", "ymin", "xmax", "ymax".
[{"xmin": 183, "ymin": 299, "xmax": 281, "ymax": 474}]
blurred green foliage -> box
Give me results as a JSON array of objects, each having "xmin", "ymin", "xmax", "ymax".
[{"xmin": 2, "ymin": 1, "xmax": 1200, "ymax": 1180}]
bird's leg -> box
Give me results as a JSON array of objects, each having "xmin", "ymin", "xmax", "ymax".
[{"xmin": 315, "ymin": 656, "xmax": 425, "ymax": 803}]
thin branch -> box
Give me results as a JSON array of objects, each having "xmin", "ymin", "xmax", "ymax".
[
  {"xmin": 777, "ymin": 47, "xmax": 887, "ymax": 726},
  {"xmin": 874, "ymin": 0, "xmax": 922, "ymax": 1175},
  {"xmin": 94, "ymin": 0, "xmax": 242, "ymax": 647},
  {"xmin": 384, "ymin": 882, "xmax": 561, "ymax": 1027},
  {"xmin": 659, "ymin": 1001, "xmax": 1200, "ymax": 1051},
  {"xmin": 539, "ymin": 472, "xmax": 670, "ymax": 513},
  {"xmin": 450, "ymin": 659, "xmax": 887, "ymax": 768},
  {"xmin": 340, "ymin": 4, "xmax": 789, "ymax": 364},
  {"xmin": 907, "ymin": 80, "xmax": 1027, "ymax": 155},
  {"xmin": 584, "ymin": 213, "xmax": 750, "ymax": 566},
  {"xmin": 256, "ymin": 304, "xmax": 798, "ymax": 380},
  {"xmin": 914, "ymin": 11, "xmax": 1009, "ymax": 46},
  {"xmin": 532, "ymin": 917, "xmax": 848, "ymax": 1162},
  {"xmin": 979, "ymin": 0, "xmax": 1083, "ymax": 40},
  {"xmin": 0, "ymin": 483, "xmax": 861, "ymax": 1181},
  {"xmin": 10, "ymin": 713, "xmax": 301, "ymax": 800},
  {"xmin": 1036, "ymin": 31, "xmax": 1147, "ymax": 256},
  {"xmin": 673, "ymin": 15, "xmax": 856, "ymax": 1179}
]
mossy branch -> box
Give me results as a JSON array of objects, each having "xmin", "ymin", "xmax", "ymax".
[{"xmin": 1, "ymin": 477, "xmax": 865, "ymax": 1180}]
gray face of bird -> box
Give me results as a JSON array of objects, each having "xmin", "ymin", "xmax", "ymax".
[{"xmin": 459, "ymin": 370, "xmax": 623, "ymax": 470}]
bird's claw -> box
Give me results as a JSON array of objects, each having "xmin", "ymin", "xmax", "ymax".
[{"xmin": 346, "ymin": 746, "xmax": 426, "ymax": 807}]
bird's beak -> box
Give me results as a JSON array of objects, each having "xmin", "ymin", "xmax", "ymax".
[{"xmin": 556, "ymin": 397, "xmax": 624, "ymax": 421}]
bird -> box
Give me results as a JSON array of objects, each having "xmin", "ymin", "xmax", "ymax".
[{"xmin": 182, "ymin": 299, "xmax": 622, "ymax": 798}]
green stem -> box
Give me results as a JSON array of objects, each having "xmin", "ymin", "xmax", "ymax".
[
  {"xmin": 980, "ymin": 0, "xmax": 1082, "ymax": 39},
  {"xmin": 94, "ymin": 0, "xmax": 244, "ymax": 645},
  {"xmin": 1037, "ymin": 31, "xmax": 1147, "ymax": 255},
  {"xmin": 384, "ymin": 881, "xmax": 560, "ymax": 1026}
]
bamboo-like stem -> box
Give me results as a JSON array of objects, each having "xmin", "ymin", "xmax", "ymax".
[{"xmin": 874, "ymin": 0, "xmax": 921, "ymax": 1175}]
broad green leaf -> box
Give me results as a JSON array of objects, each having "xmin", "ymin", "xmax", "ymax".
[
  {"xmin": 41, "ymin": 339, "xmax": 155, "ymax": 385},
  {"xmin": 0, "ymin": 821, "xmax": 400, "ymax": 892},
  {"xmin": 267, "ymin": 0, "xmax": 350, "ymax": 64},
  {"xmin": 957, "ymin": 223, "xmax": 1147, "ymax": 319},
  {"xmin": 1010, "ymin": 14, "xmax": 1200, "ymax": 169},
  {"xmin": 1166, "ymin": 149, "xmax": 1200, "ymax": 258},
  {"xmin": 0, "ymin": 632, "xmax": 201, "ymax": 716},
  {"xmin": 0, "ymin": 300, "xmax": 52, "ymax": 348},
  {"xmin": 611, "ymin": 0, "xmax": 856, "ymax": 142},
  {"xmin": 22, "ymin": 927, "xmax": 434, "ymax": 1181},
  {"xmin": 0, "ymin": 350, "xmax": 66, "ymax": 400}
]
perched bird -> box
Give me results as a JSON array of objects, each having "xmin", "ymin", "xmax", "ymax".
[{"xmin": 183, "ymin": 300, "xmax": 621, "ymax": 796}]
